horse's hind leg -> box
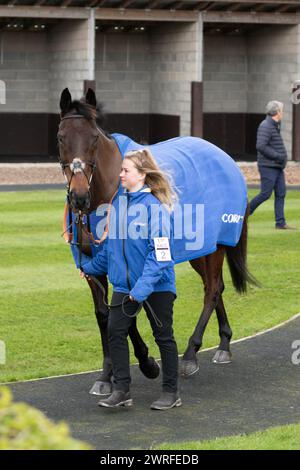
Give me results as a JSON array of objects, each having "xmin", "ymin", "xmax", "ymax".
[
  {"xmin": 128, "ymin": 319, "xmax": 160, "ymax": 379},
  {"xmin": 181, "ymin": 248, "xmax": 225, "ymax": 377},
  {"xmin": 87, "ymin": 275, "xmax": 113, "ymax": 396},
  {"xmin": 212, "ymin": 277, "xmax": 233, "ymax": 364}
]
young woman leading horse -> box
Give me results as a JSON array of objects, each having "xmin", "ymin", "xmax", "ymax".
[
  {"xmin": 81, "ymin": 149, "xmax": 181, "ymax": 410},
  {"xmin": 58, "ymin": 87, "xmax": 257, "ymax": 397}
]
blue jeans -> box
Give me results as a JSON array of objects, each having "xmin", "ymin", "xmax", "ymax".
[{"xmin": 249, "ymin": 166, "xmax": 286, "ymax": 227}]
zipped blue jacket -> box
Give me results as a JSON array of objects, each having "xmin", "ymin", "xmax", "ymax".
[{"xmin": 81, "ymin": 186, "xmax": 176, "ymax": 303}]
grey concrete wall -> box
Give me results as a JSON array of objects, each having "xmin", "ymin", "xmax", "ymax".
[
  {"xmin": 48, "ymin": 17, "xmax": 95, "ymax": 113},
  {"xmin": 95, "ymin": 32, "xmax": 151, "ymax": 114},
  {"xmin": 95, "ymin": 19, "xmax": 203, "ymax": 136},
  {"xmin": 0, "ymin": 16, "xmax": 202, "ymax": 138},
  {"xmin": 203, "ymin": 25, "xmax": 300, "ymax": 160},
  {"xmin": 150, "ymin": 20, "xmax": 202, "ymax": 136},
  {"xmin": 0, "ymin": 17, "xmax": 95, "ymax": 114},
  {"xmin": 247, "ymin": 25, "xmax": 300, "ymax": 160},
  {"xmin": 203, "ymin": 35, "xmax": 248, "ymax": 113},
  {"xmin": 0, "ymin": 31, "xmax": 49, "ymax": 112}
]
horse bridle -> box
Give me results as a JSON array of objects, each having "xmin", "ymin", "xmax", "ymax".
[
  {"xmin": 59, "ymin": 114, "xmax": 117, "ymax": 268},
  {"xmin": 58, "ymin": 114, "xmax": 97, "ymax": 199},
  {"xmin": 59, "ymin": 114, "xmax": 99, "ymax": 269}
]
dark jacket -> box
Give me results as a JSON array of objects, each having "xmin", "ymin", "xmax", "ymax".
[{"xmin": 256, "ymin": 115, "xmax": 287, "ymax": 169}]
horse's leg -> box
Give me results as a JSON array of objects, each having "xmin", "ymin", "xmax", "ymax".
[
  {"xmin": 212, "ymin": 275, "xmax": 233, "ymax": 364},
  {"xmin": 128, "ymin": 319, "xmax": 160, "ymax": 379},
  {"xmin": 86, "ymin": 275, "xmax": 113, "ymax": 396},
  {"xmin": 181, "ymin": 248, "xmax": 225, "ymax": 376}
]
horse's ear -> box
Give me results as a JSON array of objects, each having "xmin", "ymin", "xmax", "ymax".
[
  {"xmin": 86, "ymin": 88, "xmax": 97, "ymax": 108},
  {"xmin": 60, "ymin": 88, "xmax": 72, "ymax": 114}
]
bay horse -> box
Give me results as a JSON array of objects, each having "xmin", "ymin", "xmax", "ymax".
[{"xmin": 58, "ymin": 88, "xmax": 257, "ymax": 396}]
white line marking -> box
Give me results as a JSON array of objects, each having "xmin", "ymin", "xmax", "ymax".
[{"xmin": 3, "ymin": 312, "xmax": 300, "ymax": 386}]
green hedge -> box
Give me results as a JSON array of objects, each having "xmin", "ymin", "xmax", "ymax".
[{"xmin": 0, "ymin": 387, "xmax": 91, "ymax": 450}]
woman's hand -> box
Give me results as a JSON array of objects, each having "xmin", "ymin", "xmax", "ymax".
[{"xmin": 79, "ymin": 270, "xmax": 89, "ymax": 280}]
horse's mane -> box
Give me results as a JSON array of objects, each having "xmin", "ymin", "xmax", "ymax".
[{"xmin": 66, "ymin": 99, "xmax": 112, "ymax": 139}]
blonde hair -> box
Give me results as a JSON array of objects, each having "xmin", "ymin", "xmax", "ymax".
[{"xmin": 124, "ymin": 149, "xmax": 177, "ymax": 210}]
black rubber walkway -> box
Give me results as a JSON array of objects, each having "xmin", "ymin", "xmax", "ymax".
[{"xmin": 7, "ymin": 316, "xmax": 300, "ymax": 450}]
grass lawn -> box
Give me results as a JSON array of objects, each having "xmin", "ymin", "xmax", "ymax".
[
  {"xmin": 157, "ymin": 422, "xmax": 300, "ymax": 450},
  {"xmin": 0, "ymin": 189, "xmax": 299, "ymax": 383}
]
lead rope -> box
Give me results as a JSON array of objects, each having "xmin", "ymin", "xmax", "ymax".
[
  {"xmin": 68, "ymin": 210, "xmax": 161, "ymax": 326},
  {"xmin": 77, "ymin": 213, "xmax": 83, "ymax": 271},
  {"xmin": 85, "ymin": 273, "xmax": 163, "ymax": 328}
]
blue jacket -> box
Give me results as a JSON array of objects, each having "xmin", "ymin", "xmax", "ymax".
[
  {"xmin": 81, "ymin": 186, "xmax": 176, "ymax": 303},
  {"xmin": 257, "ymin": 115, "xmax": 287, "ymax": 169}
]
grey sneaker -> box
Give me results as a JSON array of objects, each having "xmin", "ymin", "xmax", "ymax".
[
  {"xmin": 98, "ymin": 390, "xmax": 133, "ymax": 408},
  {"xmin": 150, "ymin": 392, "xmax": 182, "ymax": 410}
]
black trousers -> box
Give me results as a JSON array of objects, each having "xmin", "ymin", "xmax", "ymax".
[{"xmin": 108, "ymin": 291, "xmax": 178, "ymax": 394}]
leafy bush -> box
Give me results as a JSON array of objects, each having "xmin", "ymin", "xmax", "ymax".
[{"xmin": 0, "ymin": 387, "xmax": 91, "ymax": 450}]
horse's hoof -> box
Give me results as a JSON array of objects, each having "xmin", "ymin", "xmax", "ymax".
[
  {"xmin": 180, "ymin": 359, "xmax": 199, "ymax": 377},
  {"xmin": 212, "ymin": 350, "xmax": 232, "ymax": 364},
  {"xmin": 89, "ymin": 380, "xmax": 112, "ymax": 396},
  {"xmin": 139, "ymin": 356, "xmax": 160, "ymax": 379}
]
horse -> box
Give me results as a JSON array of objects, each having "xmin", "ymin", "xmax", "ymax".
[{"xmin": 58, "ymin": 87, "xmax": 257, "ymax": 396}]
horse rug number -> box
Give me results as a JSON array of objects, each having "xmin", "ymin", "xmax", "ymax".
[{"xmin": 154, "ymin": 237, "xmax": 171, "ymax": 262}]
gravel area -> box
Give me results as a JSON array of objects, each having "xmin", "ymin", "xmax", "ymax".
[
  {"xmin": 239, "ymin": 162, "xmax": 300, "ymax": 185},
  {"xmin": 0, "ymin": 163, "xmax": 65, "ymax": 186},
  {"xmin": 0, "ymin": 161, "xmax": 300, "ymax": 186}
]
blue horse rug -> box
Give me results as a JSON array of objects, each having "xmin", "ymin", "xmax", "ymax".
[{"xmin": 68, "ymin": 133, "xmax": 247, "ymax": 267}]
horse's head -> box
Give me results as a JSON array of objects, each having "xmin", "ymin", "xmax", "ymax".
[{"xmin": 58, "ymin": 88, "xmax": 100, "ymax": 212}]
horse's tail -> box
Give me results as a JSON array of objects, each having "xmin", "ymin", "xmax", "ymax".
[{"xmin": 225, "ymin": 205, "xmax": 259, "ymax": 293}]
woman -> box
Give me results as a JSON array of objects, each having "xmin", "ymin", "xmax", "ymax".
[{"xmin": 81, "ymin": 149, "xmax": 181, "ymax": 410}]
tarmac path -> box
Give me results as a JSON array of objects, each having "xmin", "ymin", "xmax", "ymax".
[{"xmin": 7, "ymin": 314, "xmax": 300, "ymax": 450}]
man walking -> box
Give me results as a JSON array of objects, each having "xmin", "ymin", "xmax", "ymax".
[{"xmin": 249, "ymin": 100, "xmax": 292, "ymax": 229}]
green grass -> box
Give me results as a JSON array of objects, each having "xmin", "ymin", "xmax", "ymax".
[
  {"xmin": 157, "ymin": 422, "xmax": 300, "ymax": 450},
  {"xmin": 0, "ymin": 189, "xmax": 299, "ymax": 383}
]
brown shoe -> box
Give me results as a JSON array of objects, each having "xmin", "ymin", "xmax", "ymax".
[{"xmin": 275, "ymin": 224, "xmax": 296, "ymax": 230}]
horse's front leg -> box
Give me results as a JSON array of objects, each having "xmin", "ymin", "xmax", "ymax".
[
  {"xmin": 128, "ymin": 318, "xmax": 160, "ymax": 379},
  {"xmin": 87, "ymin": 275, "xmax": 113, "ymax": 396}
]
